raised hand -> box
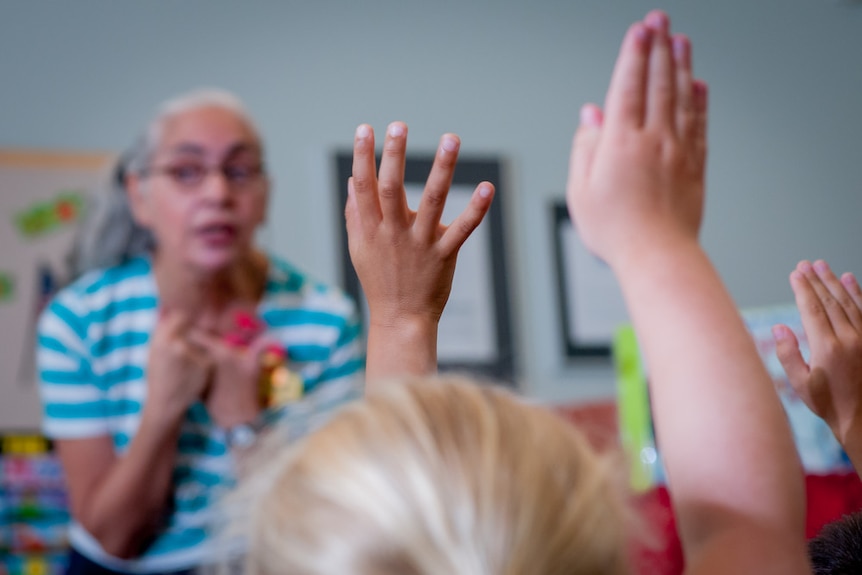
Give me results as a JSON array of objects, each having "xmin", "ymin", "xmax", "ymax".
[
  {"xmin": 566, "ymin": 12, "xmax": 809, "ymax": 571},
  {"xmin": 566, "ymin": 11, "xmax": 707, "ymax": 270},
  {"xmin": 346, "ymin": 121, "xmax": 495, "ymax": 379},
  {"xmin": 774, "ymin": 260, "xmax": 862, "ymax": 451}
]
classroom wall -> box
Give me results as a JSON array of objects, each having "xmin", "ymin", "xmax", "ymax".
[{"xmin": 1, "ymin": 0, "xmax": 861, "ymax": 405}]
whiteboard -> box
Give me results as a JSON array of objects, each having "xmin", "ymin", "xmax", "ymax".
[{"xmin": 0, "ymin": 150, "xmax": 113, "ymax": 431}]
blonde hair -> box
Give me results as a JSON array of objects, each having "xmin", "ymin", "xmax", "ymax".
[{"xmin": 223, "ymin": 375, "xmax": 634, "ymax": 575}]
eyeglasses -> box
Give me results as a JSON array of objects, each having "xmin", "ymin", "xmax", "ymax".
[{"xmin": 140, "ymin": 162, "xmax": 266, "ymax": 189}]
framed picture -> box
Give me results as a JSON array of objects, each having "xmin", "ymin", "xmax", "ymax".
[
  {"xmin": 551, "ymin": 201, "xmax": 629, "ymax": 358},
  {"xmin": 335, "ymin": 152, "xmax": 515, "ymax": 383}
]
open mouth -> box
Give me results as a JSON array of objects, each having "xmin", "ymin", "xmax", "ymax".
[{"xmin": 196, "ymin": 223, "xmax": 238, "ymax": 245}]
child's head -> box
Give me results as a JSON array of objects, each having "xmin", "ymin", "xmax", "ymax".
[
  {"xmin": 809, "ymin": 511, "xmax": 862, "ymax": 574},
  {"xmin": 228, "ymin": 375, "xmax": 632, "ymax": 575}
]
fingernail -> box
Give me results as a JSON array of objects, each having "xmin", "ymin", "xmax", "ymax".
[
  {"xmin": 580, "ymin": 105, "xmax": 601, "ymax": 128},
  {"xmin": 645, "ymin": 11, "xmax": 667, "ymax": 32},
  {"xmin": 799, "ymin": 261, "xmax": 813, "ymax": 273},
  {"xmin": 772, "ymin": 325, "xmax": 788, "ymax": 341},
  {"xmin": 388, "ymin": 122, "xmax": 404, "ymax": 137},
  {"xmin": 478, "ymin": 184, "xmax": 492, "ymax": 198},
  {"xmin": 842, "ymin": 273, "xmax": 858, "ymax": 290},
  {"xmin": 356, "ymin": 124, "xmax": 370, "ymax": 139},
  {"xmin": 813, "ymin": 260, "xmax": 829, "ymax": 274},
  {"xmin": 441, "ymin": 136, "xmax": 459, "ymax": 152},
  {"xmin": 634, "ymin": 23, "xmax": 652, "ymax": 44},
  {"xmin": 790, "ymin": 270, "xmax": 803, "ymax": 283}
]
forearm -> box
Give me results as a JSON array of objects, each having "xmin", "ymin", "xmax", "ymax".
[
  {"xmin": 79, "ymin": 409, "xmax": 184, "ymax": 558},
  {"xmin": 365, "ymin": 316, "xmax": 438, "ymax": 384},
  {"xmin": 615, "ymin": 240, "xmax": 806, "ymax": 542}
]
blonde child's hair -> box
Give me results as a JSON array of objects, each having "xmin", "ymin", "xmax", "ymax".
[{"xmin": 224, "ymin": 375, "xmax": 633, "ymax": 575}]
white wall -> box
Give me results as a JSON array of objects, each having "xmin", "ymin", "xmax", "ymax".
[{"xmin": 2, "ymin": 0, "xmax": 861, "ymax": 404}]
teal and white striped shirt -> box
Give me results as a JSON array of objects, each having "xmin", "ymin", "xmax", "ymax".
[{"xmin": 37, "ymin": 255, "xmax": 364, "ymax": 573}]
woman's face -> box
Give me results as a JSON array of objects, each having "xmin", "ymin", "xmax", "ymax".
[{"xmin": 129, "ymin": 104, "xmax": 268, "ymax": 274}]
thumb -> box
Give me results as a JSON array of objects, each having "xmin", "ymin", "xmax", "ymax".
[
  {"xmin": 186, "ymin": 328, "xmax": 226, "ymax": 361},
  {"xmin": 567, "ymin": 104, "xmax": 604, "ymax": 219},
  {"xmin": 773, "ymin": 324, "xmax": 810, "ymax": 394},
  {"xmin": 570, "ymin": 103, "xmax": 604, "ymax": 184},
  {"xmin": 345, "ymin": 177, "xmax": 361, "ymax": 240}
]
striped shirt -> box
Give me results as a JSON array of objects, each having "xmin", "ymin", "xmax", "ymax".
[{"xmin": 36, "ymin": 255, "xmax": 365, "ymax": 573}]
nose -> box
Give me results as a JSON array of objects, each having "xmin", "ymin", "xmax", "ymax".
[{"xmin": 199, "ymin": 168, "xmax": 233, "ymax": 204}]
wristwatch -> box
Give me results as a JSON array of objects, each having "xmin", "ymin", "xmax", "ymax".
[{"xmin": 224, "ymin": 422, "xmax": 260, "ymax": 450}]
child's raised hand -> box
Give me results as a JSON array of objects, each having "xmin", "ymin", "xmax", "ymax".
[
  {"xmin": 566, "ymin": 11, "xmax": 708, "ymax": 270},
  {"xmin": 346, "ymin": 122, "xmax": 494, "ymax": 378},
  {"xmin": 774, "ymin": 260, "xmax": 862, "ymax": 447}
]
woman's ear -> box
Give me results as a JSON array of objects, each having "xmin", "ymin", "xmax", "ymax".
[{"xmin": 126, "ymin": 173, "xmax": 152, "ymax": 227}]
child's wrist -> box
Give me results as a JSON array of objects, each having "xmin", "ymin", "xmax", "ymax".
[{"xmin": 610, "ymin": 230, "xmax": 701, "ymax": 278}]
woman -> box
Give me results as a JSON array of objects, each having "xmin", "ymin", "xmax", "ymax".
[{"xmin": 36, "ymin": 89, "xmax": 364, "ymax": 574}]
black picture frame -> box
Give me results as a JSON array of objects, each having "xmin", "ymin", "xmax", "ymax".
[
  {"xmin": 552, "ymin": 201, "xmax": 628, "ymax": 358},
  {"xmin": 335, "ymin": 152, "xmax": 515, "ymax": 384}
]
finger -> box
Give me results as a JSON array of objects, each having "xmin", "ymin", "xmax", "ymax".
[
  {"xmin": 798, "ymin": 260, "xmax": 853, "ymax": 338},
  {"xmin": 159, "ymin": 308, "xmax": 192, "ymax": 338},
  {"xmin": 168, "ymin": 334, "xmax": 211, "ymax": 371},
  {"xmin": 415, "ymin": 133, "xmax": 461, "ymax": 241},
  {"xmin": 377, "ymin": 121, "xmax": 410, "ymax": 225},
  {"xmin": 772, "ymin": 324, "xmax": 812, "ymax": 400},
  {"xmin": 644, "ymin": 11, "xmax": 676, "ymax": 132},
  {"xmin": 691, "ymin": 80, "xmax": 709, "ymax": 181},
  {"xmin": 345, "ymin": 177, "xmax": 362, "ymax": 242},
  {"xmin": 790, "ymin": 265, "xmax": 840, "ymax": 365},
  {"xmin": 672, "ymin": 34, "xmax": 694, "ymax": 141},
  {"xmin": 841, "ymin": 272, "xmax": 862, "ymax": 313},
  {"xmin": 438, "ymin": 182, "xmax": 495, "ymax": 255},
  {"xmin": 186, "ymin": 328, "xmax": 227, "ymax": 361},
  {"xmin": 246, "ymin": 333, "xmax": 284, "ymax": 361},
  {"xmin": 351, "ymin": 124, "xmax": 382, "ymax": 231},
  {"xmin": 603, "ymin": 21, "xmax": 653, "ymax": 130},
  {"xmin": 813, "ymin": 260, "xmax": 862, "ymax": 333}
]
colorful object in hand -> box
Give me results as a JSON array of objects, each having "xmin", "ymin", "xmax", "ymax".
[
  {"xmin": 259, "ymin": 345, "xmax": 304, "ymax": 408},
  {"xmin": 223, "ymin": 311, "xmax": 304, "ymax": 408}
]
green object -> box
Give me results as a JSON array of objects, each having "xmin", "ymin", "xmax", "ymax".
[
  {"xmin": 14, "ymin": 190, "xmax": 85, "ymax": 239},
  {"xmin": 0, "ymin": 272, "xmax": 14, "ymax": 301},
  {"xmin": 613, "ymin": 324, "xmax": 656, "ymax": 492}
]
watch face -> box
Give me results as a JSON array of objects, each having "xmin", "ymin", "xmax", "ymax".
[{"xmin": 227, "ymin": 424, "xmax": 257, "ymax": 449}]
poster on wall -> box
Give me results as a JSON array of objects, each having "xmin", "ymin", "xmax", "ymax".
[
  {"xmin": 334, "ymin": 152, "xmax": 516, "ymax": 383},
  {"xmin": 552, "ymin": 202, "xmax": 630, "ymax": 357},
  {"xmin": 0, "ymin": 150, "xmax": 112, "ymax": 432}
]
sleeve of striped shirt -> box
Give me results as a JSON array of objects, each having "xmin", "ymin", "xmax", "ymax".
[
  {"xmin": 308, "ymin": 293, "xmax": 366, "ymax": 414},
  {"xmin": 37, "ymin": 294, "xmax": 110, "ymax": 439}
]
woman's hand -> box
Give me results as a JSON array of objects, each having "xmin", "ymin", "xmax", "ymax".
[
  {"xmin": 188, "ymin": 328, "xmax": 276, "ymax": 428},
  {"xmin": 145, "ymin": 309, "xmax": 212, "ymax": 421},
  {"xmin": 346, "ymin": 121, "xmax": 494, "ymax": 379}
]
